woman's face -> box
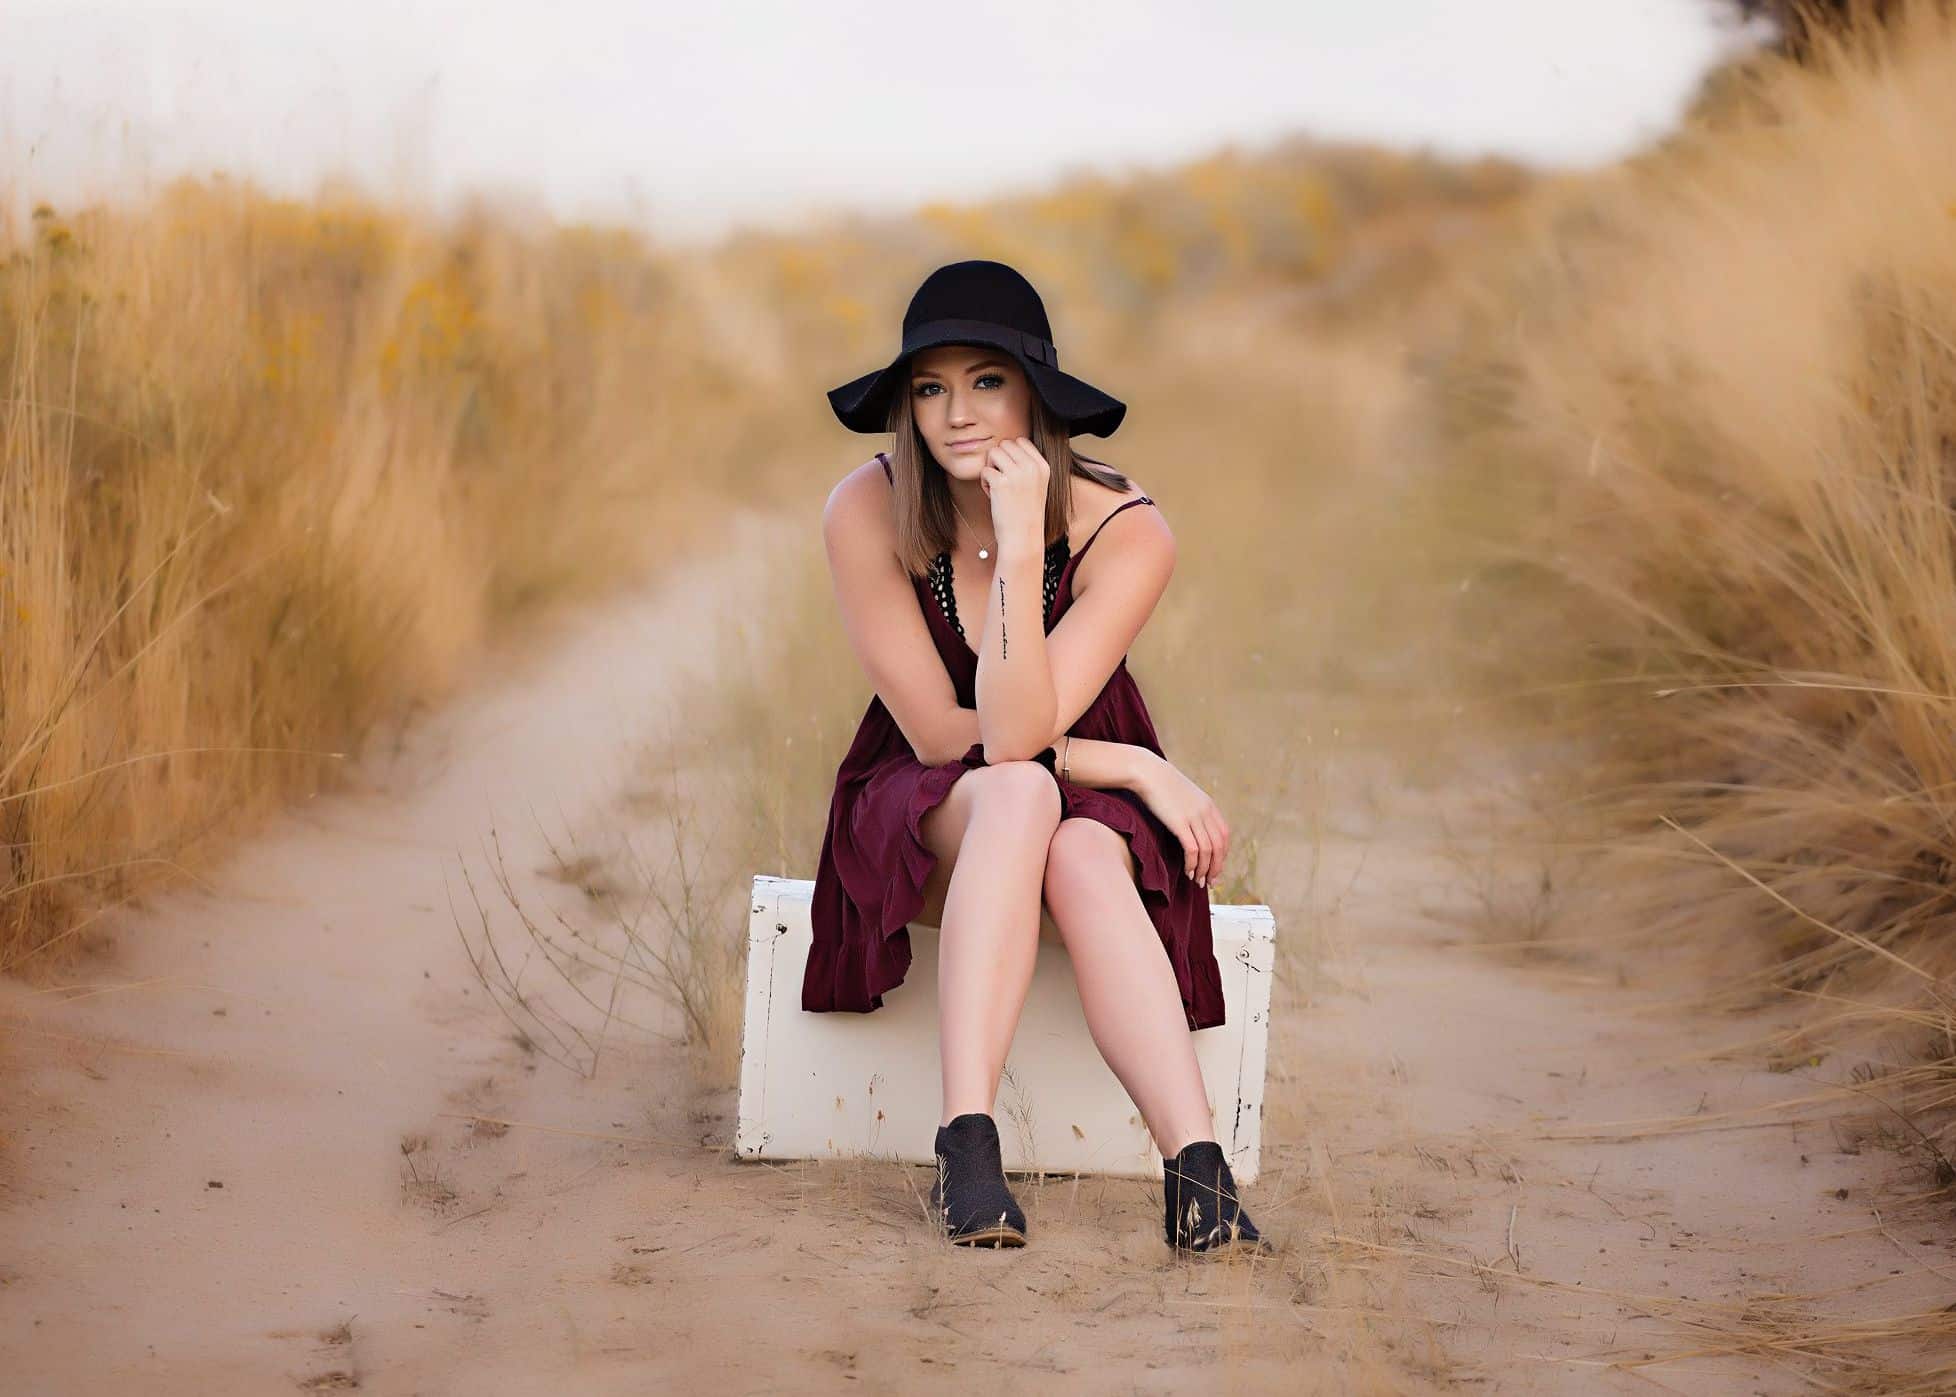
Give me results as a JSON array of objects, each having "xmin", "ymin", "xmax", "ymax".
[{"xmin": 907, "ymin": 343, "xmax": 1034, "ymax": 480}]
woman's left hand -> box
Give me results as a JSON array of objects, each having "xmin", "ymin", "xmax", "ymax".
[
  {"xmin": 980, "ymin": 437, "xmax": 1051, "ymax": 559},
  {"xmin": 1132, "ymin": 755, "xmax": 1230, "ymax": 890}
]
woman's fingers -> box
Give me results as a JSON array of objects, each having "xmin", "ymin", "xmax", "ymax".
[
  {"xmin": 987, "ymin": 437, "xmax": 1048, "ymax": 489},
  {"xmin": 987, "ymin": 439, "xmax": 1029, "ymax": 477},
  {"xmin": 1177, "ymin": 792, "xmax": 1232, "ymax": 888},
  {"xmin": 1183, "ymin": 820, "xmax": 1215, "ymax": 887}
]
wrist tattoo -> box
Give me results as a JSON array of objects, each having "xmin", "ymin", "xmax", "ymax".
[{"xmin": 998, "ymin": 578, "xmax": 1007, "ymax": 658}]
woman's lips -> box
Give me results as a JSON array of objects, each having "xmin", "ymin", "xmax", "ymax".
[{"xmin": 948, "ymin": 438, "xmax": 989, "ymax": 450}]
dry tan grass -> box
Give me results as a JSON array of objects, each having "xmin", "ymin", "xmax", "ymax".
[
  {"xmin": 1434, "ymin": 0, "xmax": 1956, "ymax": 1190},
  {"xmin": 0, "ymin": 179, "xmax": 760, "ymax": 975}
]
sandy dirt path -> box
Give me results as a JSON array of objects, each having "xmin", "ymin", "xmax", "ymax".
[{"xmin": 2, "ymin": 518, "xmax": 1948, "ymax": 1395}]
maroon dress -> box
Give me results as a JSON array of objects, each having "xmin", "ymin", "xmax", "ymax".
[{"xmin": 802, "ymin": 453, "xmax": 1225, "ymax": 1031}]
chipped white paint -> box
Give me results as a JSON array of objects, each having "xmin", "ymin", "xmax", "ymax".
[{"xmin": 734, "ymin": 874, "xmax": 1274, "ymax": 1183}]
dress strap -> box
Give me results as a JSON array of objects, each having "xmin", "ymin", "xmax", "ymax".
[
  {"xmin": 1073, "ymin": 495, "xmax": 1155, "ymax": 564},
  {"xmin": 877, "ymin": 451, "xmax": 893, "ymax": 484}
]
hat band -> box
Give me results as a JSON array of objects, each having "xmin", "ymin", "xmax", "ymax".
[{"xmin": 902, "ymin": 317, "xmax": 1060, "ymax": 370}]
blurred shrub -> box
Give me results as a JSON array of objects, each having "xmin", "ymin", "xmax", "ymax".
[
  {"xmin": 1432, "ymin": 0, "xmax": 1956, "ymax": 1151},
  {"xmin": 0, "ymin": 177, "xmax": 735, "ymax": 969}
]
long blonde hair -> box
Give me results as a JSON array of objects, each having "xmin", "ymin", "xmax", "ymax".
[{"xmin": 882, "ymin": 377, "xmax": 1134, "ymax": 578}]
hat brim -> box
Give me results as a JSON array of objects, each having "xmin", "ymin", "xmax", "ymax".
[{"xmin": 826, "ymin": 330, "xmax": 1126, "ymax": 438}]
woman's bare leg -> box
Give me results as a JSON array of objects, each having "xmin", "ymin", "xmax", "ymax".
[
  {"xmin": 1042, "ymin": 817, "xmax": 1216, "ymax": 1158},
  {"xmin": 915, "ymin": 762, "xmax": 1061, "ymax": 1127}
]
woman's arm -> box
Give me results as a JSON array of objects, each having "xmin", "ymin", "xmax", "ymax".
[
  {"xmin": 976, "ymin": 495, "xmax": 1175, "ymax": 762},
  {"xmin": 1055, "ymin": 735, "xmax": 1164, "ymax": 791},
  {"xmin": 971, "ymin": 541, "xmax": 1057, "ymax": 763},
  {"xmin": 824, "ymin": 463, "xmax": 981, "ymax": 768},
  {"xmin": 930, "ymin": 703, "xmax": 1161, "ymax": 790}
]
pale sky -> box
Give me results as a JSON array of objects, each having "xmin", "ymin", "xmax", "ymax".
[{"xmin": 4, "ymin": 1, "xmax": 1765, "ymax": 245}]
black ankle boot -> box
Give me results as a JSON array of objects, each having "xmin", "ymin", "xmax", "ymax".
[
  {"xmin": 1163, "ymin": 1140, "xmax": 1273, "ymax": 1255},
  {"xmin": 929, "ymin": 1113, "xmax": 1028, "ymax": 1248}
]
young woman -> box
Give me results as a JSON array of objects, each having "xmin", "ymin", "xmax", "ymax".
[{"xmin": 803, "ymin": 260, "xmax": 1270, "ymax": 1257}]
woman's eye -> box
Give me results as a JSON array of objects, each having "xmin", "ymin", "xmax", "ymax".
[{"xmin": 913, "ymin": 374, "xmax": 1003, "ymax": 397}]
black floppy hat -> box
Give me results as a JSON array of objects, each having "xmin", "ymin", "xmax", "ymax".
[{"xmin": 826, "ymin": 259, "xmax": 1127, "ymax": 438}]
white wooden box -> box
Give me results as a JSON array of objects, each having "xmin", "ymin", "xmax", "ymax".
[{"xmin": 734, "ymin": 874, "xmax": 1275, "ymax": 1183}]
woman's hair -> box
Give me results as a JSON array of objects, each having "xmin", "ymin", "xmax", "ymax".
[{"xmin": 881, "ymin": 369, "xmax": 1135, "ymax": 578}]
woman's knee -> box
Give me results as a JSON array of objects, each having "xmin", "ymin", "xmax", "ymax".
[
  {"xmin": 1043, "ymin": 817, "xmax": 1138, "ymax": 897},
  {"xmin": 964, "ymin": 759, "xmax": 1062, "ymax": 830}
]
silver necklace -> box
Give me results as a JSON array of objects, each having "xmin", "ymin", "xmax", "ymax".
[{"xmin": 946, "ymin": 492, "xmax": 996, "ymax": 561}]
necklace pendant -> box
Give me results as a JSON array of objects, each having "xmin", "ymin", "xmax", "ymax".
[{"xmin": 978, "ymin": 547, "xmax": 990, "ymax": 561}]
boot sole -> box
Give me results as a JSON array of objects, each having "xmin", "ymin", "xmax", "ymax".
[
  {"xmin": 1172, "ymin": 1235, "xmax": 1275, "ymax": 1258},
  {"xmin": 949, "ymin": 1224, "xmax": 1027, "ymax": 1248}
]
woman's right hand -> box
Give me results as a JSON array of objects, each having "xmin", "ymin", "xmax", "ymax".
[
  {"xmin": 980, "ymin": 436, "xmax": 1052, "ymax": 560},
  {"xmin": 1132, "ymin": 754, "xmax": 1230, "ymax": 890}
]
